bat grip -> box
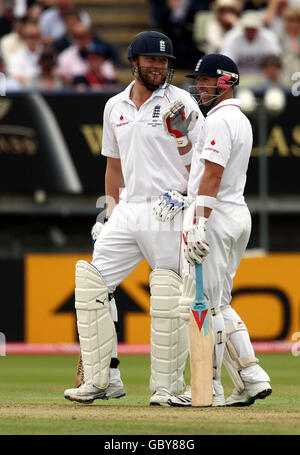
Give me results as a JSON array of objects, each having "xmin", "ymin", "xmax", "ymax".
[{"xmin": 195, "ymin": 263, "xmax": 205, "ymax": 301}]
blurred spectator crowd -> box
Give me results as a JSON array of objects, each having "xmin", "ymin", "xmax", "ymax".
[
  {"xmin": 0, "ymin": 0, "xmax": 299, "ymax": 91},
  {"xmin": 151, "ymin": 0, "xmax": 300, "ymax": 89},
  {"xmin": 0, "ymin": 0, "xmax": 122, "ymax": 92}
]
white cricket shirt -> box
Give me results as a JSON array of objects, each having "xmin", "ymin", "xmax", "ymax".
[
  {"xmin": 101, "ymin": 81, "xmax": 203, "ymax": 200},
  {"xmin": 188, "ymin": 99, "xmax": 253, "ymax": 205}
]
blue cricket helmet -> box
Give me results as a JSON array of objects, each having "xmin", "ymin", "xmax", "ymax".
[
  {"xmin": 186, "ymin": 54, "xmax": 239, "ymax": 86},
  {"xmin": 128, "ymin": 31, "xmax": 175, "ymax": 61}
]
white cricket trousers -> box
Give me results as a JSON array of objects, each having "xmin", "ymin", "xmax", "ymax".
[
  {"xmin": 92, "ymin": 199, "xmax": 184, "ymax": 390},
  {"xmin": 185, "ymin": 201, "xmax": 270, "ymax": 392},
  {"xmin": 93, "ymin": 199, "xmax": 183, "ymax": 289}
]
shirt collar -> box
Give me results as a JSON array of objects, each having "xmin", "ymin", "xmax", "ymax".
[
  {"xmin": 121, "ymin": 80, "xmax": 167, "ymax": 104},
  {"xmin": 206, "ymin": 98, "xmax": 242, "ymax": 116}
]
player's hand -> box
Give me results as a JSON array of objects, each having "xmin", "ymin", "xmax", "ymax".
[
  {"xmin": 162, "ymin": 100, "xmax": 199, "ymax": 147},
  {"xmin": 91, "ymin": 221, "xmax": 104, "ymax": 244},
  {"xmin": 183, "ymin": 216, "xmax": 210, "ymax": 265},
  {"xmin": 153, "ymin": 190, "xmax": 190, "ymax": 222}
]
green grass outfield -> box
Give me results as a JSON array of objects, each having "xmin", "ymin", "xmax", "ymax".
[{"xmin": 0, "ymin": 353, "xmax": 299, "ymax": 435}]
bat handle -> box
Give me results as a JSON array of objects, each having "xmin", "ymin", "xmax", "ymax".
[{"xmin": 195, "ymin": 263, "xmax": 205, "ymax": 301}]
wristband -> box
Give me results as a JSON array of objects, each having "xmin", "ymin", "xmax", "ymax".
[
  {"xmin": 180, "ymin": 149, "xmax": 193, "ymax": 166},
  {"xmin": 196, "ymin": 195, "xmax": 217, "ymax": 210},
  {"xmin": 176, "ymin": 136, "xmax": 189, "ymax": 147}
]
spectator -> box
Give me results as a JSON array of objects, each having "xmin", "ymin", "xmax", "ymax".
[
  {"xmin": 259, "ymin": 54, "xmax": 285, "ymax": 88},
  {"xmin": 57, "ymin": 23, "xmax": 116, "ymax": 84},
  {"xmin": 38, "ymin": 0, "xmax": 90, "ymax": 43},
  {"xmin": 72, "ymin": 43, "xmax": 119, "ymax": 92},
  {"xmin": 221, "ymin": 10, "xmax": 281, "ymax": 85},
  {"xmin": 0, "ymin": 0, "xmax": 15, "ymax": 38},
  {"xmin": 159, "ymin": 0, "xmax": 202, "ymax": 68},
  {"xmin": 26, "ymin": 2, "xmax": 44, "ymax": 24},
  {"xmin": 0, "ymin": 16, "xmax": 26, "ymax": 67},
  {"xmin": 262, "ymin": 0, "xmax": 289, "ymax": 33},
  {"xmin": 148, "ymin": 0, "xmax": 168, "ymax": 27},
  {"xmin": 54, "ymin": 11, "xmax": 122, "ymax": 66},
  {"xmin": 53, "ymin": 8, "xmax": 81, "ymax": 53},
  {"xmin": 201, "ymin": 0, "xmax": 242, "ymax": 53},
  {"xmin": 26, "ymin": 46, "xmax": 65, "ymax": 89},
  {"xmin": 6, "ymin": 22, "xmax": 43, "ymax": 85},
  {"xmin": 278, "ymin": 6, "xmax": 300, "ymax": 87},
  {"xmin": 0, "ymin": 55, "xmax": 22, "ymax": 91}
]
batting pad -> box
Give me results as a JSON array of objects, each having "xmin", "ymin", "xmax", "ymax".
[
  {"xmin": 179, "ymin": 269, "xmax": 195, "ymax": 322},
  {"xmin": 149, "ymin": 268, "xmax": 188, "ymax": 394},
  {"xmin": 223, "ymin": 321, "xmax": 259, "ymax": 393},
  {"xmin": 75, "ymin": 260, "xmax": 116, "ymax": 390}
]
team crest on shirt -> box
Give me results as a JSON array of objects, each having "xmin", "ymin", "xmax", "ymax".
[
  {"xmin": 152, "ymin": 105, "xmax": 161, "ymax": 118},
  {"xmin": 147, "ymin": 105, "xmax": 162, "ymax": 127}
]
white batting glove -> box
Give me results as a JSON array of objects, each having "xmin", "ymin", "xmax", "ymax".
[
  {"xmin": 91, "ymin": 221, "xmax": 104, "ymax": 244},
  {"xmin": 162, "ymin": 100, "xmax": 199, "ymax": 147},
  {"xmin": 153, "ymin": 190, "xmax": 190, "ymax": 222},
  {"xmin": 179, "ymin": 270, "xmax": 196, "ymax": 321},
  {"xmin": 183, "ymin": 216, "xmax": 210, "ymax": 265}
]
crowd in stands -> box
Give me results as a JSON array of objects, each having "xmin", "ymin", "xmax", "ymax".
[
  {"xmin": 0, "ymin": 0, "xmax": 122, "ymax": 91},
  {"xmin": 0, "ymin": 0, "xmax": 299, "ymax": 92},
  {"xmin": 150, "ymin": 0, "xmax": 300, "ymax": 90}
]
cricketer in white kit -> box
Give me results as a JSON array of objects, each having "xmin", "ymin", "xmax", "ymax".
[
  {"xmin": 154, "ymin": 54, "xmax": 272, "ymax": 407},
  {"xmin": 64, "ymin": 31, "xmax": 203, "ymax": 405}
]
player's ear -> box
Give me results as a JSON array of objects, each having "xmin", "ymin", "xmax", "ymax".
[{"xmin": 132, "ymin": 56, "xmax": 138, "ymax": 67}]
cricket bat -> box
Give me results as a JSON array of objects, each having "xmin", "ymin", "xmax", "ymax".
[{"xmin": 190, "ymin": 263, "xmax": 213, "ymax": 406}]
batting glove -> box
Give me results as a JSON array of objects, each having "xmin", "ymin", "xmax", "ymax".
[
  {"xmin": 162, "ymin": 100, "xmax": 199, "ymax": 147},
  {"xmin": 91, "ymin": 221, "xmax": 104, "ymax": 244},
  {"xmin": 153, "ymin": 190, "xmax": 190, "ymax": 222},
  {"xmin": 183, "ymin": 216, "xmax": 210, "ymax": 265}
]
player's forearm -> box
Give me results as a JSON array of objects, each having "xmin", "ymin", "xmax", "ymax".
[
  {"xmin": 178, "ymin": 141, "xmax": 192, "ymax": 172},
  {"xmin": 105, "ymin": 159, "xmax": 124, "ymax": 217},
  {"xmin": 177, "ymin": 141, "xmax": 192, "ymax": 156},
  {"xmin": 196, "ymin": 168, "xmax": 222, "ymax": 218}
]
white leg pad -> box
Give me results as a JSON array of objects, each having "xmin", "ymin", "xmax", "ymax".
[
  {"xmin": 75, "ymin": 260, "xmax": 116, "ymax": 390},
  {"xmin": 179, "ymin": 270, "xmax": 195, "ymax": 322},
  {"xmin": 211, "ymin": 312, "xmax": 226, "ymax": 396},
  {"xmin": 223, "ymin": 321, "xmax": 259, "ymax": 393},
  {"xmin": 149, "ymin": 268, "xmax": 188, "ymax": 394}
]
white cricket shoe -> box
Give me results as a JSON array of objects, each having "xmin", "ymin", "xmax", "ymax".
[
  {"xmin": 64, "ymin": 381, "xmax": 126, "ymax": 404},
  {"xmin": 167, "ymin": 386, "xmax": 225, "ymax": 407},
  {"xmin": 212, "ymin": 394, "xmax": 226, "ymax": 407},
  {"xmin": 167, "ymin": 386, "xmax": 192, "ymax": 407},
  {"xmin": 226, "ymin": 381, "xmax": 272, "ymax": 407},
  {"xmin": 149, "ymin": 388, "xmax": 180, "ymax": 406}
]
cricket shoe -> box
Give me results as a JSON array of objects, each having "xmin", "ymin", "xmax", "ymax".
[
  {"xmin": 167, "ymin": 386, "xmax": 192, "ymax": 407},
  {"xmin": 212, "ymin": 394, "xmax": 226, "ymax": 407},
  {"xmin": 226, "ymin": 381, "xmax": 272, "ymax": 407},
  {"xmin": 64, "ymin": 381, "xmax": 126, "ymax": 404},
  {"xmin": 149, "ymin": 388, "xmax": 181, "ymax": 406},
  {"xmin": 167, "ymin": 386, "xmax": 225, "ymax": 407}
]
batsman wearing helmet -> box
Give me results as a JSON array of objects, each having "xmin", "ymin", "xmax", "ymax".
[
  {"xmin": 154, "ymin": 54, "xmax": 272, "ymax": 406},
  {"xmin": 64, "ymin": 31, "xmax": 203, "ymax": 405}
]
